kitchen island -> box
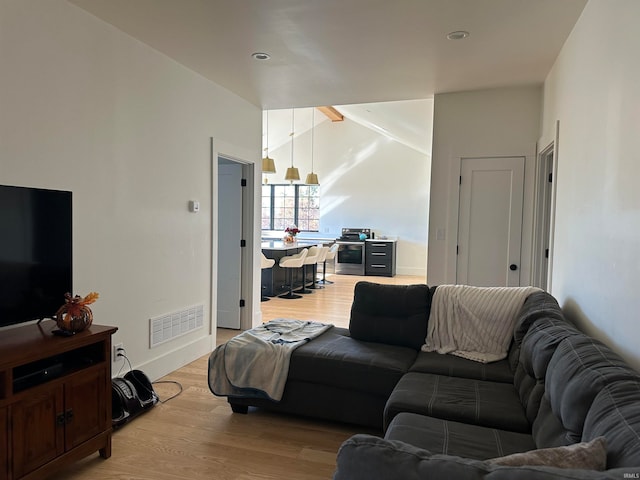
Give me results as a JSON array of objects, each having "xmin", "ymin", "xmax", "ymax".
[{"xmin": 261, "ymin": 240, "xmax": 322, "ymax": 297}]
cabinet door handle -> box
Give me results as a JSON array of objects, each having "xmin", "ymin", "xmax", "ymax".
[
  {"xmin": 371, "ymin": 264, "xmax": 387, "ymax": 268},
  {"xmin": 370, "ymin": 243, "xmax": 388, "ymax": 247},
  {"xmin": 56, "ymin": 412, "xmax": 66, "ymax": 426},
  {"xmin": 371, "ymin": 252, "xmax": 386, "ymax": 256},
  {"xmin": 65, "ymin": 409, "xmax": 74, "ymax": 424}
]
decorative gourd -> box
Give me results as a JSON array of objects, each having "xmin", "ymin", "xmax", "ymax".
[{"xmin": 55, "ymin": 292, "xmax": 99, "ymax": 333}]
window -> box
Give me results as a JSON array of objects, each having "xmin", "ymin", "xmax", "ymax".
[{"xmin": 262, "ymin": 184, "xmax": 320, "ymax": 231}]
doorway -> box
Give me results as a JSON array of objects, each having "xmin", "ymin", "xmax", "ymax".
[
  {"xmin": 216, "ymin": 156, "xmax": 254, "ymax": 330},
  {"xmin": 456, "ymin": 157, "xmax": 525, "ymax": 287},
  {"xmin": 532, "ymin": 144, "xmax": 555, "ymax": 290}
]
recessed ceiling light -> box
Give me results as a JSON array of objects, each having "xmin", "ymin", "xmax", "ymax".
[
  {"xmin": 447, "ymin": 31, "xmax": 470, "ymax": 40},
  {"xmin": 251, "ymin": 52, "xmax": 271, "ymax": 60}
]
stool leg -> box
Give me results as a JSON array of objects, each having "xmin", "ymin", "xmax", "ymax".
[
  {"xmin": 295, "ymin": 264, "xmax": 313, "ymax": 294},
  {"xmin": 279, "ymin": 267, "xmax": 302, "ymax": 299},
  {"xmin": 317, "ymin": 260, "xmax": 334, "ymax": 285},
  {"xmin": 308, "ymin": 263, "xmax": 324, "ymax": 289}
]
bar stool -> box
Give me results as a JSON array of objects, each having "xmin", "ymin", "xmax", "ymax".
[
  {"xmin": 260, "ymin": 253, "xmax": 275, "ymax": 302},
  {"xmin": 318, "ymin": 243, "xmax": 338, "ymax": 285},
  {"xmin": 296, "ymin": 246, "xmax": 320, "ymax": 294},
  {"xmin": 278, "ymin": 248, "xmax": 308, "ymax": 299},
  {"xmin": 309, "ymin": 246, "xmax": 329, "ymax": 290}
]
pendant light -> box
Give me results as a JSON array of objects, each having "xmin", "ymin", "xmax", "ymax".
[
  {"xmin": 284, "ymin": 108, "xmax": 300, "ymax": 183},
  {"xmin": 305, "ymin": 108, "xmax": 319, "ymax": 185},
  {"xmin": 262, "ymin": 110, "xmax": 276, "ymax": 182}
]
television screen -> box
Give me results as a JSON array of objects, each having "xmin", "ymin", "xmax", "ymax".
[{"xmin": 0, "ymin": 185, "xmax": 72, "ymax": 328}]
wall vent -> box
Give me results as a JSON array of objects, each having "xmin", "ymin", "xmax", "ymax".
[{"xmin": 149, "ymin": 304, "xmax": 204, "ymax": 348}]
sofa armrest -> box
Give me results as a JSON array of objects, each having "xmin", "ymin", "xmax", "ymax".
[{"xmin": 333, "ymin": 434, "xmax": 635, "ymax": 480}]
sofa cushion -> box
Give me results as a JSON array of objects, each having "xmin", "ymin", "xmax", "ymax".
[
  {"xmin": 410, "ymin": 350, "xmax": 513, "ymax": 383},
  {"xmin": 512, "ymin": 291, "xmax": 565, "ymax": 346},
  {"xmin": 583, "ymin": 381, "xmax": 640, "ymax": 468},
  {"xmin": 487, "ymin": 436, "xmax": 607, "ymax": 470},
  {"xmin": 349, "ymin": 281, "xmax": 433, "ymax": 350},
  {"xmin": 514, "ymin": 317, "xmax": 581, "ymax": 424},
  {"xmin": 334, "ymin": 434, "xmax": 630, "ymax": 480},
  {"xmin": 288, "ymin": 327, "xmax": 417, "ymax": 397},
  {"xmin": 536, "ymin": 335, "xmax": 640, "ymax": 446},
  {"xmin": 384, "ymin": 372, "xmax": 530, "ymax": 433},
  {"xmin": 385, "ymin": 412, "xmax": 536, "ymax": 460},
  {"xmin": 509, "ymin": 291, "xmax": 566, "ymax": 372}
]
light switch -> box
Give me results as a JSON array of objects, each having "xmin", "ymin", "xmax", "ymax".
[
  {"xmin": 436, "ymin": 228, "xmax": 446, "ymax": 240},
  {"xmin": 189, "ymin": 200, "xmax": 200, "ymax": 213}
]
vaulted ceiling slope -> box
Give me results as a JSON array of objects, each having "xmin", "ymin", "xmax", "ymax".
[{"xmin": 70, "ymin": 0, "xmax": 586, "ymax": 109}]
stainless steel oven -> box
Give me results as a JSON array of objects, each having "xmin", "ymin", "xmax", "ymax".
[{"xmin": 335, "ymin": 228, "xmax": 371, "ymax": 275}]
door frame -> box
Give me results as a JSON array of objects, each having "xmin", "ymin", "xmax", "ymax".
[
  {"xmin": 532, "ymin": 120, "xmax": 560, "ymax": 292},
  {"xmin": 532, "ymin": 143, "xmax": 555, "ymax": 290},
  {"xmin": 210, "ymin": 138, "xmax": 258, "ymax": 335}
]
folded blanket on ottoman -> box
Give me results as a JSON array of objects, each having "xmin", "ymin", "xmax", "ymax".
[{"xmin": 208, "ymin": 319, "xmax": 333, "ymax": 401}]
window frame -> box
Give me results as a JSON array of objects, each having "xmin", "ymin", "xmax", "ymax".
[{"xmin": 261, "ymin": 184, "xmax": 320, "ymax": 232}]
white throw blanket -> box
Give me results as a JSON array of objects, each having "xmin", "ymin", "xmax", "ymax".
[
  {"xmin": 208, "ymin": 319, "xmax": 332, "ymax": 401},
  {"xmin": 422, "ymin": 285, "xmax": 541, "ymax": 363}
]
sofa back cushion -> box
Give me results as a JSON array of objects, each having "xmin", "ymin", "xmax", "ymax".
[
  {"xmin": 508, "ymin": 291, "xmax": 566, "ymax": 372},
  {"xmin": 582, "ymin": 381, "xmax": 640, "ymax": 468},
  {"xmin": 514, "ymin": 317, "xmax": 581, "ymax": 424},
  {"xmin": 533, "ymin": 335, "xmax": 640, "ymax": 450},
  {"xmin": 349, "ymin": 282, "xmax": 433, "ymax": 350}
]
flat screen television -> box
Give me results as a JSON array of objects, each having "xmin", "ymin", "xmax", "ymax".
[{"xmin": 0, "ymin": 185, "xmax": 72, "ymax": 328}]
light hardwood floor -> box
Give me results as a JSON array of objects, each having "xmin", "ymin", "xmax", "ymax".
[{"xmin": 50, "ymin": 274, "xmax": 425, "ymax": 480}]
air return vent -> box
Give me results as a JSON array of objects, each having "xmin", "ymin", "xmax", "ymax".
[{"xmin": 149, "ymin": 304, "xmax": 204, "ymax": 348}]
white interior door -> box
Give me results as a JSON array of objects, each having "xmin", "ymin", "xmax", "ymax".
[
  {"xmin": 217, "ymin": 160, "xmax": 242, "ymax": 329},
  {"xmin": 457, "ymin": 157, "xmax": 525, "ymax": 287}
]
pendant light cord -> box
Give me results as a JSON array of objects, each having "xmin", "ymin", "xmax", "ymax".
[
  {"xmin": 290, "ymin": 108, "xmax": 295, "ymax": 167},
  {"xmin": 265, "ymin": 110, "xmax": 269, "ymax": 156}
]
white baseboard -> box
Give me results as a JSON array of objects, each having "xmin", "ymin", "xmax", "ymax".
[
  {"xmin": 396, "ymin": 266, "xmax": 427, "ymax": 277},
  {"xmin": 113, "ymin": 334, "xmax": 213, "ymax": 382}
]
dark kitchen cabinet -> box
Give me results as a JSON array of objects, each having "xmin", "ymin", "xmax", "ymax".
[{"xmin": 365, "ymin": 240, "xmax": 396, "ymax": 277}]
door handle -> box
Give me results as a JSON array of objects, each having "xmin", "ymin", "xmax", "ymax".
[{"xmin": 509, "ymin": 264, "xmax": 518, "ymax": 271}]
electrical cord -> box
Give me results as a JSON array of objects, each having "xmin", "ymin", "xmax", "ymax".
[
  {"xmin": 151, "ymin": 380, "xmax": 183, "ymax": 403},
  {"xmin": 114, "ymin": 347, "xmax": 183, "ymax": 404}
]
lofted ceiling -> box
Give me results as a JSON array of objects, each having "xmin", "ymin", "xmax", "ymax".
[{"xmin": 69, "ymin": 0, "xmax": 587, "ymax": 110}]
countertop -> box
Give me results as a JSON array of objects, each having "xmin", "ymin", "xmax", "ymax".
[
  {"xmin": 366, "ymin": 237, "xmax": 398, "ymax": 242},
  {"xmin": 261, "ymin": 240, "xmax": 322, "ymax": 251}
]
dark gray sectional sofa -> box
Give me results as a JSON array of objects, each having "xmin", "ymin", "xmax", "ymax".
[{"xmin": 222, "ymin": 281, "xmax": 640, "ymax": 478}]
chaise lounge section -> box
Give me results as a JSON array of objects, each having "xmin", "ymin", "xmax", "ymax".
[{"xmin": 223, "ymin": 282, "xmax": 434, "ymax": 428}]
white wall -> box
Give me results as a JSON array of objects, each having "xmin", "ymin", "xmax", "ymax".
[
  {"xmin": 267, "ymin": 109, "xmax": 433, "ymax": 277},
  {"xmin": 427, "ymin": 86, "xmax": 542, "ymax": 285},
  {"xmin": 540, "ymin": 0, "xmax": 640, "ymax": 371},
  {"xmin": 0, "ymin": 1, "xmax": 261, "ymax": 379}
]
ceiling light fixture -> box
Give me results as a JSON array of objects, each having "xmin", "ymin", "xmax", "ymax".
[
  {"xmin": 447, "ymin": 31, "xmax": 469, "ymax": 40},
  {"xmin": 305, "ymin": 108, "xmax": 319, "ymax": 185},
  {"xmin": 251, "ymin": 52, "xmax": 271, "ymax": 60},
  {"xmin": 284, "ymin": 109, "xmax": 300, "ymax": 183},
  {"xmin": 262, "ymin": 110, "xmax": 276, "ymax": 182}
]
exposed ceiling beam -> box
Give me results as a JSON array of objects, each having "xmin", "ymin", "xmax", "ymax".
[{"xmin": 317, "ymin": 106, "xmax": 344, "ymax": 122}]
